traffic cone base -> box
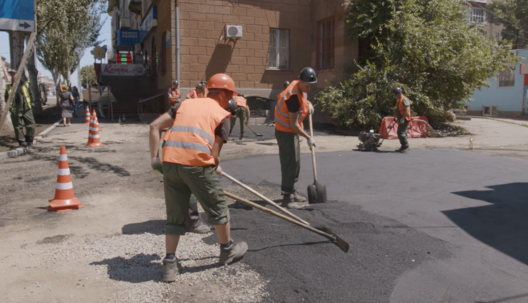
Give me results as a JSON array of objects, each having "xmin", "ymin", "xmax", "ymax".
[
  {"xmin": 47, "ymin": 197, "xmax": 84, "ymax": 212},
  {"xmin": 47, "ymin": 146, "xmax": 83, "ymax": 212}
]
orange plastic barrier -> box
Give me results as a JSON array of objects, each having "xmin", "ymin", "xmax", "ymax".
[{"xmin": 378, "ymin": 116, "xmax": 430, "ymax": 139}]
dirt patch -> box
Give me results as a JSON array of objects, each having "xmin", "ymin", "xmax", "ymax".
[{"xmin": 0, "ymin": 105, "xmax": 61, "ymax": 152}]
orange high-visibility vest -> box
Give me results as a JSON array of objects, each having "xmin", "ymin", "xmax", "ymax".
[
  {"xmin": 169, "ymin": 88, "xmax": 180, "ymax": 103},
  {"xmin": 274, "ymin": 80, "xmax": 308, "ymax": 133},
  {"xmin": 234, "ymin": 96, "xmax": 247, "ymax": 109},
  {"xmin": 396, "ymin": 95, "xmax": 411, "ymax": 121},
  {"xmin": 162, "ymin": 98, "xmax": 230, "ymax": 166}
]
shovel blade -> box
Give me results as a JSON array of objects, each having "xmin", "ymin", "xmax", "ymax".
[
  {"xmin": 320, "ymin": 227, "xmax": 349, "ymax": 253},
  {"xmin": 308, "ymin": 182, "xmax": 327, "ymax": 204}
]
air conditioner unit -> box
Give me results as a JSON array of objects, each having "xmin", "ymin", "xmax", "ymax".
[
  {"xmin": 226, "ymin": 25, "xmax": 243, "ymax": 39},
  {"xmin": 134, "ymin": 43, "xmax": 142, "ymax": 54}
]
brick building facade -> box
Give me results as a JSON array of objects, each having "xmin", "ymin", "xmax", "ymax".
[{"xmin": 108, "ymin": 0, "xmax": 355, "ymax": 119}]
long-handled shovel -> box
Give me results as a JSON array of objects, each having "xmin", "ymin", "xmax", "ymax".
[
  {"xmin": 225, "ymin": 191, "xmax": 349, "ymax": 253},
  {"xmin": 246, "ymin": 124, "xmax": 263, "ymax": 137},
  {"xmin": 221, "ymin": 172, "xmax": 309, "ymax": 225},
  {"xmin": 307, "ymin": 114, "xmax": 327, "ymax": 204}
]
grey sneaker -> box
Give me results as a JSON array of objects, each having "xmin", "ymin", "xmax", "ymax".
[
  {"xmin": 188, "ymin": 223, "xmax": 211, "ymax": 234},
  {"xmin": 292, "ymin": 190, "xmax": 306, "ymax": 202},
  {"xmin": 281, "ymin": 194, "xmax": 306, "ymax": 209},
  {"xmin": 162, "ymin": 257, "xmax": 182, "ymax": 282},
  {"xmin": 219, "ymin": 240, "xmax": 248, "ymax": 265},
  {"xmin": 396, "ymin": 146, "xmax": 410, "ymax": 153}
]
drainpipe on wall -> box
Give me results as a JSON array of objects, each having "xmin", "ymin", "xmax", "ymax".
[{"xmin": 175, "ymin": 1, "xmax": 180, "ymax": 84}]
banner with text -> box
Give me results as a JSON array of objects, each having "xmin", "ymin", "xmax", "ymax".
[{"xmin": 101, "ymin": 64, "xmax": 147, "ymax": 76}]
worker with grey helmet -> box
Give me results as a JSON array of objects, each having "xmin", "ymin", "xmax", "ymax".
[
  {"xmin": 274, "ymin": 67, "xmax": 316, "ymax": 209},
  {"xmin": 393, "ymin": 87, "xmax": 412, "ymax": 153},
  {"xmin": 283, "ymin": 81, "xmax": 290, "ymax": 89},
  {"xmin": 4, "ymin": 68, "xmax": 36, "ymax": 147}
]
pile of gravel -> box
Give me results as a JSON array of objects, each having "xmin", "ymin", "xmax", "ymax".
[{"xmin": 33, "ymin": 232, "xmax": 268, "ymax": 303}]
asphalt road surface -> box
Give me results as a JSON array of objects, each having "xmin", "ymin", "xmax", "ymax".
[{"xmin": 220, "ymin": 149, "xmax": 528, "ymax": 303}]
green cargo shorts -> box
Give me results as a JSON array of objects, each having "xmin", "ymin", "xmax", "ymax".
[{"xmin": 163, "ymin": 162, "xmax": 229, "ymax": 235}]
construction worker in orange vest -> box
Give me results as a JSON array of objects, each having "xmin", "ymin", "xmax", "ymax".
[
  {"xmin": 168, "ymin": 80, "xmax": 181, "ymax": 104},
  {"xmin": 229, "ymin": 93, "xmax": 250, "ymax": 140},
  {"xmin": 186, "ymin": 83, "xmax": 205, "ymax": 99},
  {"xmin": 274, "ymin": 67, "xmax": 316, "ymax": 209},
  {"xmin": 149, "ymin": 73, "xmax": 247, "ymax": 282},
  {"xmin": 393, "ymin": 87, "xmax": 412, "ymax": 153}
]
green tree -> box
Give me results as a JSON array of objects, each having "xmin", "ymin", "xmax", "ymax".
[
  {"xmin": 316, "ymin": 0, "xmax": 519, "ymax": 129},
  {"xmin": 35, "ymin": 0, "xmax": 105, "ymax": 93},
  {"xmin": 488, "ymin": 0, "xmax": 528, "ymax": 49},
  {"xmin": 79, "ymin": 65, "xmax": 98, "ymax": 89}
]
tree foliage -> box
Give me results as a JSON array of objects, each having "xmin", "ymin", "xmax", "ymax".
[
  {"xmin": 36, "ymin": 0, "xmax": 105, "ymax": 88},
  {"xmin": 488, "ymin": 0, "xmax": 528, "ymax": 49},
  {"xmin": 79, "ymin": 65, "xmax": 98, "ymax": 89},
  {"xmin": 316, "ymin": 0, "xmax": 519, "ymax": 129}
]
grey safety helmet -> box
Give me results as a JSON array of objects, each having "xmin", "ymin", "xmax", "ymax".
[
  {"xmin": 299, "ymin": 67, "xmax": 317, "ymax": 84},
  {"xmin": 238, "ymin": 93, "xmax": 244, "ymax": 97},
  {"xmin": 172, "ymin": 80, "xmax": 178, "ymax": 85},
  {"xmin": 393, "ymin": 87, "xmax": 403, "ymax": 94},
  {"xmin": 227, "ymin": 99, "xmax": 237, "ymax": 115},
  {"xmin": 283, "ymin": 81, "xmax": 290, "ymax": 88},
  {"xmin": 196, "ymin": 83, "xmax": 204, "ymax": 90}
]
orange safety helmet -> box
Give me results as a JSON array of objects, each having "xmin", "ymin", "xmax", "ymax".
[{"xmin": 206, "ymin": 73, "xmax": 239, "ymax": 94}]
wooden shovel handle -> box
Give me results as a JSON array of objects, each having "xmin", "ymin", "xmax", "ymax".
[
  {"xmin": 309, "ymin": 114, "xmax": 318, "ymax": 183},
  {"xmin": 222, "ymin": 172, "xmax": 309, "ymax": 225},
  {"xmin": 225, "ymin": 191, "xmax": 336, "ymax": 241}
]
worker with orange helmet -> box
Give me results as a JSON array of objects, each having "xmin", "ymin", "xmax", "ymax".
[
  {"xmin": 149, "ymin": 73, "xmax": 247, "ymax": 282},
  {"xmin": 274, "ymin": 67, "xmax": 316, "ymax": 209}
]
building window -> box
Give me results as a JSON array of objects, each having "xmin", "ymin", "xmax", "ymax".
[
  {"xmin": 160, "ymin": 31, "xmax": 167, "ymax": 75},
  {"xmin": 318, "ymin": 18, "xmax": 335, "ymax": 70},
  {"xmin": 269, "ymin": 29, "xmax": 289, "ymax": 69},
  {"xmin": 482, "ymin": 31, "xmax": 487, "ymax": 38},
  {"xmin": 495, "ymin": 33, "xmax": 500, "ymax": 41},
  {"xmin": 498, "ymin": 68, "xmax": 515, "ymax": 88},
  {"xmin": 151, "ymin": 37, "xmax": 157, "ymax": 76},
  {"xmin": 470, "ymin": 8, "xmax": 486, "ymax": 24}
]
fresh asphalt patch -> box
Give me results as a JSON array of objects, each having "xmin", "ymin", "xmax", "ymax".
[{"xmin": 204, "ymin": 184, "xmax": 450, "ymax": 303}]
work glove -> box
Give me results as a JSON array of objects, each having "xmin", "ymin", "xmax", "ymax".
[
  {"xmin": 308, "ymin": 101, "xmax": 314, "ymax": 115},
  {"xmin": 307, "ymin": 137, "xmax": 316, "ymax": 150},
  {"xmin": 151, "ymin": 157, "xmax": 163, "ymax": 174},
  {"xmin": 215, "ymin": 165, "xmax": 224, "ymax": 176}
]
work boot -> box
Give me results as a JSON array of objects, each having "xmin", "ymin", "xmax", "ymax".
[
  {"xmin": 281, "ymin": 191, "xmax": 307, "ymax": 209},
  {"xmin": 25, "ymin": 136, "xmax": 34, "ymax": 146},
  {"xmin": 17, "ymin": 139, "xmax": 28, "ymax": 147},
  {"xmin": 188, "ymin": 223, "xmax": 211, "ymax": 234},
  {"xmin": 219, "ymin": 239, "xmax": 248, "ymax": 265},
  {"xmin": 239, "ymin": 133, "xmax": 244, "ymax": 140},
  {"xmin": 162, "ymin": 256, "xmax": 183, "ymax": 282},
  {"xmin": 396, "ymin": 146, "xmax": 410, "ymax": 153}
]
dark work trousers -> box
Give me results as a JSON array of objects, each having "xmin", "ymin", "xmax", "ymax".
[
  {"xmin": 397, "ymin": 119, "xmax": 410, "ymax": 148},
  {"xmin": 275, "ymin": 129, "xmax": 300, "ymax": 193}
]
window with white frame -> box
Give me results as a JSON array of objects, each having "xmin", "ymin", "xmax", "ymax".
[
  {"xmin": 471, "ymin": 8, "xmax": 486, "ymax": 24},
  {"xmin": 269, "ymin": 29, "xmax": 289, "ymax": 69},
  {"xmin": 498, "ymin": 67, "xmax": 515, "ymax": 88}
]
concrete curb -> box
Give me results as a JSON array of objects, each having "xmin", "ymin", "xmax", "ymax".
[{"xmin": 0, "ymin": 119, "xmax": 62, "ymax": 160}]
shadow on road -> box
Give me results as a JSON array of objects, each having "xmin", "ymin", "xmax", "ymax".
[
  {"xmin": 446, "ymin": 183, "xmax": 528, "ymax": 266},
  {"xmin": 122, "ymin": 220, "xmax": 164, "ymax": 235},
  {"xmin": 90, "ymin": 253, "xmax": 162, "ymax": 283},
  {"xmin": 476, "ymin": 292, "xmax": 528, "ymax": 303}
]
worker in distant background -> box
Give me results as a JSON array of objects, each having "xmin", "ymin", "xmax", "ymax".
[
  {"xmin": 168, "ymin": 80, "xmax": 181, "ymax": 104},
  {"xmin": 274, "ymin": 67, "xmax": 316, "ymax": 209},
  {"xmin": 186, "ymin": 83, "xmax": 205, "ymax": 99},
  {"xmin": 393, "ymin": 87, "xmax": 412, "ymax": 153},
  {"xmin": 39, "ymin": 82, "xmax": 48, "ymax": 105},
  {"xmin": 4, "ymin": 68, "xmax": 36, "ymax": 147},
  {"xmin": 149, "ymin": 73, "xmax": 247, "ymax": 282},
  {"xmin": 229, "ymin": 93, "xmax": 250, "ymax": 140}
]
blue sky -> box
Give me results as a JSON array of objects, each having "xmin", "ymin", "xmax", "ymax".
[{"xmin": 0, "ymin": 17, "xmax": 112, "ymax": 88}]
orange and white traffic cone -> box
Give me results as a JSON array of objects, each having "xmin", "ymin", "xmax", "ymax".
[
  {"xmin": 47, "ymin": 146, "xmax": 83, "ymax": 212},
  {"xmin": 92, "ymin": 109, "xmax": 101, "ymax": 131},
  {"xmin": 84, "ymin": 106, "xmax": 90, "ymax": 125},
  {"xmin": 87, "ymin": 110, "xmax": 104, "ymax": 147}
]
